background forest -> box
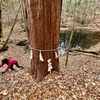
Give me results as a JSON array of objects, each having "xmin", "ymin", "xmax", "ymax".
[{"xmin": 0, "ymin": 0, "xmax": 100, "ymax": 100}]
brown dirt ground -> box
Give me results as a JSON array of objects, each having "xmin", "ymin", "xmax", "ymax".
[{"xmin": 0, "ymin": 22, "xmax": 100, "ymax": 100}]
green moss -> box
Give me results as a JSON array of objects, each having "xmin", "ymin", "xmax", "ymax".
[
  {"xmin": 0, "ymin": 44, "xmax": 2, "ymax": 49},
  {"xmin": 8, "ymin": 39, "xmax": 13, "ymax": 43},
  {"xmin": 7, "ymin": 22, "xmax": 12, "ymax": 26},
  {"xmin": 20, "ymin": 24, "xmax": 26, "ymax": 31}
]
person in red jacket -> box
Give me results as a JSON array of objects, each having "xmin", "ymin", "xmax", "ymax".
[{"xmin": 0, "ymin": 58, "xmax": 24, "ymax": 74}]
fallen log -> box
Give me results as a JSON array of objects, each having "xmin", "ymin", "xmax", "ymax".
[
  {"xmin": 0, "ymin": 44, "xmax": 8, "ymax": 51},
  {"xmin": 16, "ymin": 39, "xmax": 28, "ymax": 46},
  {"xmin": 71, "ymin": 48, "xmax": 100, "ymax": 55}
]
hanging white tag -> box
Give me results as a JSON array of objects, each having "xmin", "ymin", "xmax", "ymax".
[
  {"xmin": 48, "ymin": 66, "xmax": 53, "ymax": 72},
  {"xmin": 55, "ymin": 51, "xmax": 58, "ymax": 59},
  {"xmin": 39, "ymin": 51, "xmax": 44, "ymax": 62},
  {"xmin": 47, "ymin": 59, "xmax": 53, "ymax": 72},
  {"xmin": 30, "ymin": 50, "xmax": 33, "ymax": 59}
]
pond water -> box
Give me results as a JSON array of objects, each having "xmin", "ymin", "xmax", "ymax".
[{"xmin": 59, "ymin": 32, "xmax": 100, "ymax": 55}]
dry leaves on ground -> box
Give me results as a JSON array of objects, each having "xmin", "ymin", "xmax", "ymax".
[{"xmin": 0, "ymin": 43, "xmax": 100, "ymax": 100}]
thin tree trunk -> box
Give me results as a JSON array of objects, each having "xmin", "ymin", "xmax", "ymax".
[
  {"xmin": 24, "ymin": 0, "xmax": 62, "ymax": 82},
  {"xmin": 0, "ymin": 2, "xmax": 21, "ymax": 50},
  {"xmin": 65, "ymin": 0, "xmax": 76, "ymax": 67},
  {"xmin": 0, "ymin": 0, "xmax": 2, "ymax": 40}
]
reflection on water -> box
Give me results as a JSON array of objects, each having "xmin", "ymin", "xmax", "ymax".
[{"xmin": 59, "ymin": 32, "xmax": 100, "ymax": 55}]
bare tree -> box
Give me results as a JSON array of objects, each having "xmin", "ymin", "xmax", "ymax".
[
  {"xmin": 0, "ymin": 0, "xmax": 2, "ymax": 40},
  {"xmin": 24, "ymin": 0, "xmax": 62, "ymax": 82}
]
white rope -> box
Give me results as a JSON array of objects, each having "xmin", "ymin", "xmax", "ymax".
[{"xmin": 30, "ymin": 47, "xmax": 60, "ymax": 62}]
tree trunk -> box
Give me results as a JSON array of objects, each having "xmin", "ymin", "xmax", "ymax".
[
  {"xmin": 0, "ymin": 1, "xmax": 2, "ymax": 40},
  {"xmin": 24, "ymin": 0, "xmax": 62, "ymax": 82}
]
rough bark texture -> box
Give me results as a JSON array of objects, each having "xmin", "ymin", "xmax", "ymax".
[{"xmin": 24, "ymin": 0, "xmax": 62, "ymax": 81}]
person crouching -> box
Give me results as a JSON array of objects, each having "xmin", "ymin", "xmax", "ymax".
[{"xmin": 0, "ymin": 58, "xmax": 24, "ymax": 74}]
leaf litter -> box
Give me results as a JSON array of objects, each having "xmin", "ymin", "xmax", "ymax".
[{"xmin": 0, "ymin": 30, "xmax": 100, "ymax": 100}]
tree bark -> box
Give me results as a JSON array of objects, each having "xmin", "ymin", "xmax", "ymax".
[
  {"xmin": 0, "ymin": 1, "xmax": 2, "ymax": 39},
  {"xmin": 24, "ymin": 0, "xmax": 62, "ymax": 82}
]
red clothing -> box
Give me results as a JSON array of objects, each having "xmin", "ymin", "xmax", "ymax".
[{"xmin": 0, "ymin": 58, "xmax": 18, "ymax": 72}]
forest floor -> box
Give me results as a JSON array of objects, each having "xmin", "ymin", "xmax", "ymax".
[{"xmin": 0, "ymin": 16, "xmax": 100, "ymax": 100}]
